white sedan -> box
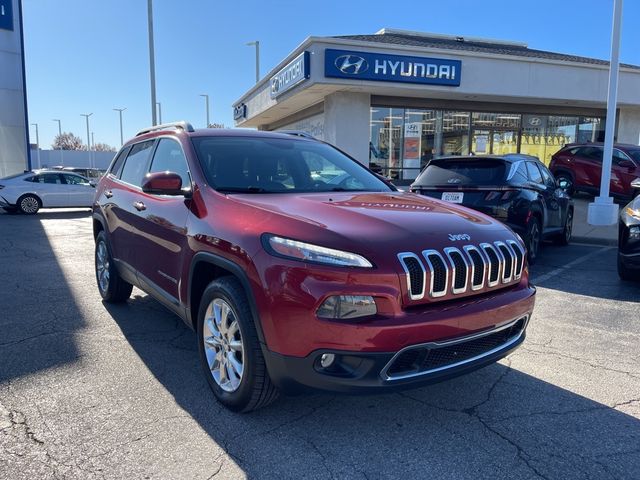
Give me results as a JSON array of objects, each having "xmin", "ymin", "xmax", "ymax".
[{"xmin": 0, "ymin": 171, "xmax": 96, "ymax": 214}]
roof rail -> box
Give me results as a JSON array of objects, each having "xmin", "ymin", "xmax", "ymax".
[
  {"xmin": 135, "ymin": 121, "xmax": 195, "ymax": 137},
  {"xmin": 278, "ymin": 130, "xmax": 316, "ymax": 139}
]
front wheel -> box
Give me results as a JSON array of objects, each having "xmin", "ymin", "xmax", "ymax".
[
  {"xmin": 555, "ymin": 209, "xmax": 573, "ymax": 246},
  {"xmin": 525, "ymin": 217, "xmax": 542, "ymax": 265},
  {"xmin": 618, "ymin": 254, "xmax": 640, "ymax": 282},
  {"xmin": 197, "ymin": 277, "xmax": 278, "ymax": 412},
  {"xmin": 95, "ymin": 231, "xmax": 133, "ymax": 302},
  {"xmin": 555, "ymin": 173, "xmax": 575, "ymax": 196}
]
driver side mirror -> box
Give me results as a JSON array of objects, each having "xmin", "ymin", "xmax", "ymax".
[{"xmin": 142, "ymin": 171, "xmax": 184, "ymax": 196}]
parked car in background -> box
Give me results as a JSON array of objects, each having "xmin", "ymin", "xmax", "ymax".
[
  {"xmin": 618, "ymin": 178, "xmax": 640, "ymax": 281},
  {"xmin": 549, "ymin": 143, "xmax": 640, "ymax": 199},
  {"xmin": 41, "ymin": 166, "xmax": 106, "ymax": 180},
  {"xmin": 410, "ymin": 154, "xmax": 573, "ymax": 264},
  {"xmin": 0, "ymin": 171, "xmax": 95, "ymax": 214},
  {"xmin": 92, "ymin": 122, "xmax": 535, "ymax": 412}
]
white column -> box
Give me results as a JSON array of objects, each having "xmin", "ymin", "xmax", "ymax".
[
  {"xmin": 617, "ymin": 108, "xmax": 640, "ymax": 144},
  {"xmin": 323, "ymin": 92, "xmax": 371, "ymax": 165},
  {"xmin": 588, "ymin": 0, "xmax": 624, "ymax": 226}
]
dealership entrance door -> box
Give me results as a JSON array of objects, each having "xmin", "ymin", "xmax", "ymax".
[{"xmin": 471, "ymin": 129, "xmax": 519, "ymax": 155}]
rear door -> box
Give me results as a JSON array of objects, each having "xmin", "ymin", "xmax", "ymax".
[
  {"xmin": 33, "ymin": 173, "xmax": 68, "ymax": 206},
  {"xmin": 611, "ymin": 149, "xmax": 638, "ymax": 196},
  {"xmin": 525, "ymin": 161, "xmax": 558, "ymax": 230},
  {"xmin": 130, "ymin": 137, "xmax": 192, "ymax": 303}
]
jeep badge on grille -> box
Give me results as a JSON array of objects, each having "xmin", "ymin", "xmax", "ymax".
[{"xmin": 448, "ymin": 234, "xmax": 471, "ymax": 241}]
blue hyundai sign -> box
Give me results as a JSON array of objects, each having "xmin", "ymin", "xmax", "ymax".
[
  {"xmin": 270, "ymin": 51, "xmax": 310, "ymax": 98},
  {"xmin": 325, "ymin": 49, "xmax": 461, "ymax": 87},
  {"xmin": 0, "ymin": 0, "xmax": 13, "ymax": 31}
]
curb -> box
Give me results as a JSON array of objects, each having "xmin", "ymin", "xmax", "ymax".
[{"xmin": 571, "ymin": 236, "xmax": 618, "ymax": 247}]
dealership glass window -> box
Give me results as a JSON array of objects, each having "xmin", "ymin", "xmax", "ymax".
[
  {"xmin": 471, "ymin": 113, "xmax": 519, "ymax": 155},
  {"xmin": 577, "ymin": 117, "xmax": 605, "ymax": 143},
  {"xmin": 370, "ymin": 107, "xmax": 404, "ymax": 179},
  {"xmin": 441, "ymin": 111, "xmax": 470, "ymax": 157}
]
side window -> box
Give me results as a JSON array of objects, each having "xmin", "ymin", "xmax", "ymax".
[
  {"xmin": 110, "ymin": 147, "xmax": 130, "ymax": 177},
  {"xmin": 119, "ymin": 141, "xmax": 155, "ymax": 187},
  {"xmin": 37, "ymin": 173, "xmax": 63, "ymax": 184},
  {"xmin": 585, "ymin": 147, "xmax": 603, "ymax": 163},
  {"xmin": 526, "ymin": 162, "xmax": 544, "ymax": 185},
  {"xmin": 613, "ymin": 149, "xmax": 631, "ymax": 166},
  {"xmin": 539, "ymin": 165, "xmax": 556, "ymax": 189},
  {"xmin": 148, "ymin": 138, "xmax": 191, "ymax": 188},
  {"xmin": 62, "ymin": 174, "xmax": 90, "ymax": 186},
  {"xmin": 509, "ymin": 162, "xmax": 529, "ymax": 183}
]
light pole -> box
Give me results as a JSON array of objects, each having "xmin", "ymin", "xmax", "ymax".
[
  {"xmin": 200, "ymin": 94, "xmax": 210, "ymax": 127},
  {"xmin": 30, "ymin": 123, "xmax": 41, "ymax": 168},
  {"xmin": 246, "ymin": 40, "xmax": 260, "ymax": 83},
  {"xmin": 113, "ymin": 108, "xmax": 126, "ymax": 146},
  {"xmin": 156, "ymin": 102, "xmax": 162, "ymax": 124},
  {"xmin": 588, "ymin": 0, "xmax": 624, "ymax": 226},
  {"xmin": 81, "ymin": 113, "xmax": 93, "ymax": 168},
  {"xmin": 53, "ymin": 118, "xmax": 63, "ymax": 166},
  {"xmin": 147, "ymin": 0, "xmax": 157, "ymax": 125},
  {"xmin": 91, "ymin": 132, "xmax": 95, "ymax": 151}
]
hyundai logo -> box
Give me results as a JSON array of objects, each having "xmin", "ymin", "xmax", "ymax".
[
  {"xmin": 335, "ymin": 55, "xmax": 368, "ymax": 75},
  {"xmin": 529, "ymin": 117, "xmax": 542, "ymax": 126}
]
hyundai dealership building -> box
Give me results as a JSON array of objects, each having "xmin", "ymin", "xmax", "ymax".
[{"xmin": 233, "ymin": 29, "xmax": 640, "ymax": 182}]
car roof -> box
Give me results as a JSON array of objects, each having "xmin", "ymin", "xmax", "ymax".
[
  {"xmin": 563, "ymin": 142, "xmax": 640, "ymax": 150},
  {"xmin": 431, "ymin": 154, "xmax": 542, "ymax": 164}
]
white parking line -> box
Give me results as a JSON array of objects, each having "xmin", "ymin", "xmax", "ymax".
[{"xmin": 531, "ymin": 247, "xmax": 615, "ymax": 284}]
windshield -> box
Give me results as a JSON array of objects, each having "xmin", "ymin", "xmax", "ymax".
[
  {"xmin": 414, "ymin": 159, "xmax": 507, "ymax": 187},
  {"xmin": 191, "ymin": 136, "xmax": 392, "ymax": 194}
]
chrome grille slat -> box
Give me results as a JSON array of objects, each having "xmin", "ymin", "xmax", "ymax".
[
  {"xmin": 398, "ymin": 252, "xmax": 426, "ymax": 300},
  {"xmin": 422, "ymin": 250, "xmax": 448, "ymax": 298},
  {"xmin": 400, "ymin": 240, "xmax": 525, "ymax": 300}
]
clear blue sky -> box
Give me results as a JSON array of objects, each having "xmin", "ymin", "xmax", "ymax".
[{"xmin": 23, "ymin": 0, "xmax": 640, "ymax": 150}]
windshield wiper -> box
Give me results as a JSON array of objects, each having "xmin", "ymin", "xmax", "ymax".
[{"xmin": 216, "ymin": 186, "xmax": 272, "ymax": 194}]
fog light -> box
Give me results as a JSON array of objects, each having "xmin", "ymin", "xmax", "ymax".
[
  {"xmin": 320, "ymin": 353, "xmax": 336, "ymax": 368},
  {"xmin": 317, "ymin": 295, "xmax": 377, "ymax": 319}
]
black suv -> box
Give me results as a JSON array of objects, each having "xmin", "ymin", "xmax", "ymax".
[{"xmin": 410, "ymin": 154, "xmax": 573, "ymax": 263}]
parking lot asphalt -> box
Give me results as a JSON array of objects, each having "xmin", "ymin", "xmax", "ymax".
[{"xmin": 0, "ymin": 209, "xmax": 638, "ymax": 480}]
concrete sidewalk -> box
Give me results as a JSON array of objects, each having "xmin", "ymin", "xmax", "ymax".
[{"xmin": 571, "ymin": 194, "xmax": 619, "ymax": 246}]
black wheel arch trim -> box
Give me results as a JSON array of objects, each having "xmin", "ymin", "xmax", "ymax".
[{"xmin": 188, "ymin": 252, "xmax": 266, "ymax": 345}]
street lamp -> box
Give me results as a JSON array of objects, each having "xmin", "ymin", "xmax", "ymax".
[
  {"xmin": 30, "ymin": 123, "xmax": 41, "ymax": 168},
  {"xmin": 200, "ymin": 94, "xmax": 210, "ymax": 127},
  {"xmin": 147, "ymin": 0, "xmax": 157, "ymax": 125},
  {"xmin": 246, "ymin": 40, "xmax": 260, "ymax": 83},
  {"xmin": 53, "ymin": 118, "xmax": 63, "ymax": 166},
  {"xmin": 113, "ymin": 108, "xmax": 126, "ymax": 146},
  {"xmin": 81, "ymin": 113, "xmax": 93, "ymax": 168},
  {"xmin": 91, "ymin": 132, "xmax": 95, "ymax": 151},
  {"xmin": 156, "ymin": 102, "xmax": 162, "ymax": 124}
]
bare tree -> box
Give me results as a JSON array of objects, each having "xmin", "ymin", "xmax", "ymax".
[
  {"xmin": 94, "ymin": 143, "xmax": 116, "ymax": 152},
  {"xmin": 52, "ymin": 132, "xmax": 84, "ymax": 150}
]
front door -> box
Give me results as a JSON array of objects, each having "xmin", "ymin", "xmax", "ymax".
[{"xmin": 61, "ymin": 173, "xmax": 95, "ymax": 206}]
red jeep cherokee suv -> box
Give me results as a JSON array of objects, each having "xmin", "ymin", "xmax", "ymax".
[{"xmin": 93, "ymin": 122, "xmax": 536, "ymax": 412}]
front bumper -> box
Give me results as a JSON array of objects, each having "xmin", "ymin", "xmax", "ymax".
[
  {"xmin": 263, "ymin": 313, "xmax": 531, "ymax": 394},
  {"xmin": 619, "ymin": 251, "xmax": 640, "ymax": 270}
]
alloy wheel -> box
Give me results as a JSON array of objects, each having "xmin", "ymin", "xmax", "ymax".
[
  {"xmin": 202, "ymin": 298, "xmax": 244, "ymax": 392},
  {"xmin": 96, "ymin": 241, "xmax": 110, "ymax": 293},
  {"xmin": 20, "ymin": 196, "xmax": 39, "ymax": 214}
]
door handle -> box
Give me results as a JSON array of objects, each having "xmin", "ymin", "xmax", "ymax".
[
  {"xmin": 133, "ymin": 201, "xmax": 146, "ymax": 211},
  {"xmin": 104, "ymin": 190, "xmax": 113, "ymax": 199}
]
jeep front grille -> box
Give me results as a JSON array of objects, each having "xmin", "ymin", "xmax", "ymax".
[{"xmin": 398, "ymin": 241, "xmax": 525, "ymax": 301}]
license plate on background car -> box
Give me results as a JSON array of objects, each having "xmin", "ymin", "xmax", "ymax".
[{"xmin": 442, "ymin": 192, "xmax": 464, "ymax": 203}]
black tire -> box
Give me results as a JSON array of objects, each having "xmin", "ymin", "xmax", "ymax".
[
  {"xmin": 17, "ymin": 194, "xmax": 41, "ymax": 215},
  {"xmin": 555, "ymin": 172, "xmax": 575, "ymax": 196},
  {"xmin": 618, "ymin": 254, "xmax": 640, "ymax": 282},
  {"xmin": 197, "ymin": 277, "xmax": 278, "ymax": 413},
  {"xmin": 525, "ymin": 217, "xmax": 542, "ymax": 265},
  {"xmin": 555, "ymin": 208, "xmax": 573, "ymax": 246},
  {"xmin": 95, "ymin": 231, "xmax": 133, "ymax": 303}
]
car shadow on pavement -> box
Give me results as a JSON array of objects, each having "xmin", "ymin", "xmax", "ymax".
[
  {"xmin": 529, "ymin": 243, "xmax": 639, "ymax": 303},
  {"xmin": 0, "ymin": 212, "xmax": 89, "ymax": 383},
  {"xmin": 104, "ymin": 295, "xmax": 640, "ymax": 479}
]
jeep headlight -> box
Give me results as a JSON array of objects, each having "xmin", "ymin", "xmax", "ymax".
[{"xmin": 264, "ymin": 235, "xmax": 373, "ymax": 268}]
